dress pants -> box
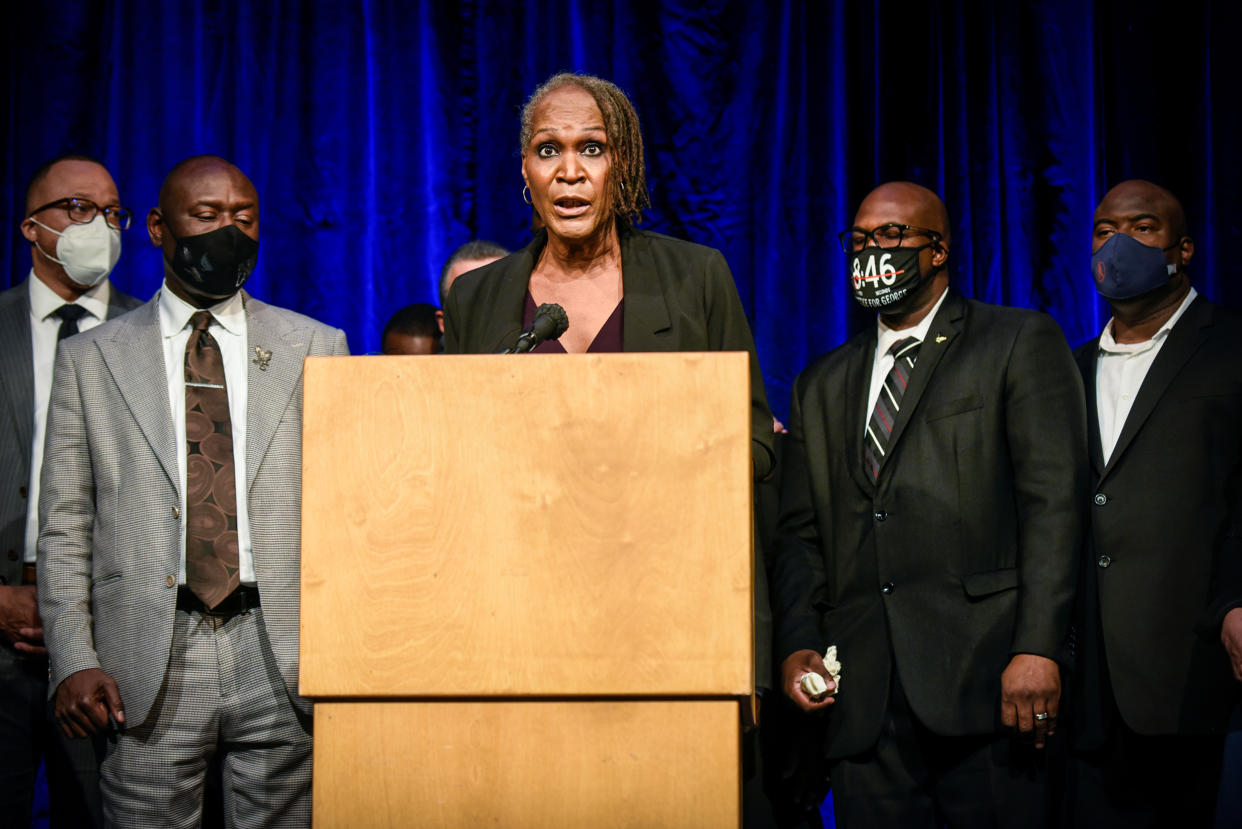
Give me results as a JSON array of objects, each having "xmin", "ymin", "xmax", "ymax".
[
  {"xmin": 101, "ymin": 605, "xmax": 312, "ymax": 829},
  {"xmin": 1067, "ymin": 720, "xmax": 1224, "ymax": 828},
  {"xmin": 829, "ymin": 670, "xmax": 1051, "ymax": 829},
  {"xmin": 0, "ymin": 640, "xmax": 104, "ymax": 828}
]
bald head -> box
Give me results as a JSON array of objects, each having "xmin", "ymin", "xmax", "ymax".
[
  {"xmin": 158, "ymin": 155, "xmax": 255, "ymax": 213},
  {"xmin": 1093, "ymin": 179, "xmax": 1188, "ymax": 246},
  {"xmin": 854, "ymin": 181, "xmax": 951, "ymax": 246}
]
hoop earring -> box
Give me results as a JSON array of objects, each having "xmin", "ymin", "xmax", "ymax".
[{"xmin": 522, "ymin": 185, "xmax": 532, "ymax": 205}]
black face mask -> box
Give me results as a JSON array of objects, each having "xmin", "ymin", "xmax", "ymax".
[
  {"xmin": 164, "ymin": 224, "xmax": 259, "ymax": 298},
  {"xmin": 848, "ymin": 244, "xmax": 936, "ymax": 310}
]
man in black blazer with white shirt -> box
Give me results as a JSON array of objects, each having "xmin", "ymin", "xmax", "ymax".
[
  {"xmin": 1067, "ymin": 179, "xmax": 1242, "ymax": 828},
  {"xmin": 770, "ymin": 182, "xmax": 1087, "ymax": 828}
]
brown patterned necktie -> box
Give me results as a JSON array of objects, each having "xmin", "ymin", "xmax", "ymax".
[{"xmin": 184, "ymin": 310, "xmax": 240, "ymax": 608}]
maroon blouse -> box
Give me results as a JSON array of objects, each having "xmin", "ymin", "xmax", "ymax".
[{"xmin": 523, "ymin": 292, "xmax": 624, "ymax": 353}]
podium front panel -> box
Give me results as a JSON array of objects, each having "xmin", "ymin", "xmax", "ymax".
[
  {"xmin": 313, "ymin": 700, "xmax": 739, "ymax": 828},
  {"xmin": 301, "ymin": 353, "xmax": 753, "ymax": 697}
]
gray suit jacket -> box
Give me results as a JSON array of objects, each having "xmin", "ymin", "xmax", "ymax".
[
  {"xmin": 0, "ymin": 278, "xmax": 142, "ymax": 587},
  {"xmin": 37, "ymin": 292, "xmax": 348, "ymax": 725}
]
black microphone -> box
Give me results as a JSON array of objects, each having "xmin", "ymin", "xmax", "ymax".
[{"xmin": 504, "ymin": 303, "xmax": 569, "ymax": 353}]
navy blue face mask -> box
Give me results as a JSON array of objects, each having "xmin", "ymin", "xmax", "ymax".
[{"xmin": 1091, "ymin": 232, "xmax": 1180, "ymax": 300}]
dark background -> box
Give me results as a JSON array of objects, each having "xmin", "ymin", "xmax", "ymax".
[{"xmin": 3, "ymin": 1, "xmax": 1239, "ymax": 420}]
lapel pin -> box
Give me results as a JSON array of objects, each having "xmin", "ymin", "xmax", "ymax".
[
  {"xmin": 253, "ymin": 346, "xmax": 272, "ymax": 371},
  {"xmin": 934, "ymin": 335, "xmax": 948, "ymax": 344}
]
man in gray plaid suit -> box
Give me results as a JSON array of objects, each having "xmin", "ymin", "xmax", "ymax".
[
  {"xmin": 2, "ymin": 154, "xmax": 142, "ymax": 828},
  {"xmin": 38, "ymin": 155, "xmax": 348, "ymax": 827}
]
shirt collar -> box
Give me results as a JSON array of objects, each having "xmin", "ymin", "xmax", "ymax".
[
  {"xmin": 28, "ymin": 268, "xmax": 112, "ymax": 322},
  {"xmin": 158, "ymin": 282, "xmax": 246, "ymax": 339},
  {"xmin": 876, "ymin": 284, "xmax": 949, "ymax": 353},
  {"xmin": 1098, "ymin": 286, "xmax": 1198, "ymax": 354}
]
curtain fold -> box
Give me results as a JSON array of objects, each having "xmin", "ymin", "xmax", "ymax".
[{"xmin": 5, "ymin": 0, "xmax": 1238, "ymax": 418}]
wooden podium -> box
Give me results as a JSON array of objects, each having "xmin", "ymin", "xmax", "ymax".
[{"xmin": 301, "ymin": 353, "xmax": 754, "ymax": 827}]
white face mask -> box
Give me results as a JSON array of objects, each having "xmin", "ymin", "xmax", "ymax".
[{"xmin": 29, "ymin": 214, "xmax": 122, "ymax": 287}]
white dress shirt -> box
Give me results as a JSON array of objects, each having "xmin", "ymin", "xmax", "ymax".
[
  {"xmin": 1094, "ymin": 287, "xmax": 1198, "ymax": 464},
  {"xmin": 25, "ymin": 272, "xmax": 111, "ymax": 562},
  {"xmin": 158, "ymin": 284, "xmax": 256, "ymax": 585},
  {"xmin": 865, "ymin": 285, "xmax": 950, "ymax": 431}
]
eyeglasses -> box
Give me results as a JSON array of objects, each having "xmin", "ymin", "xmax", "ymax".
[
  {"xmin": 838, "ymin": 223, "xmax": 942, "ymax": 253},
  {"xmin": 28, "ymin": 197, "xmax": 133, "ymax": 231}
]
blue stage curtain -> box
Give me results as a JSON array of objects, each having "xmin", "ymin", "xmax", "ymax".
[{"xmin": 3, "ymin": 0, "xmax": 1240, "ymax": 420}]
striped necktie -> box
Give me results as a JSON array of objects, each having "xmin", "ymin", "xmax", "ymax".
[{"xmin": 864, "ymin": 336, "xmax": 921, "ymax": 481}]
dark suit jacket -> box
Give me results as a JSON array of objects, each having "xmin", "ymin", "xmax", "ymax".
[
  {"xmin": 0, "ymin": 278, "xmax": 141, "ymax": 587},
  {"xmin": 770, "ymin": 291, "xmax": 1087, "ymax": 759},
  {"xmin": 443, "ymin": 225, "xmax": 777, "ymax": 686},
  {"xmin": 1072, "ymin": 295, "xmax": 1242, "ymax": 739}
]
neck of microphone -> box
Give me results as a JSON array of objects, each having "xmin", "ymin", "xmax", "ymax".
[{"xmin": 506, "ymin": 303, "xmax": 569, "ymax": 353}]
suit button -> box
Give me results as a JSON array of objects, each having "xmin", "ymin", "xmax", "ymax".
[
  {"xmin": 6, "ymin": 550, "xmax": 17, "ymax": 561},
  {"xmin": 874, "ymin": 511, "xmax": 888, "ymax": 522},
  {"xmin": 19, "ymin": 486, "xmax": 27, "ymax": 499},
  {"xmin": 165, "ymin": 575, "xmax": 176, "ymax": 588},
  {"xmin": 172, "ymin": 505, "xmax": 181, "ymax": 519},
  {"xmin": 1093, "ymin": 493, "xmax": 1108, "ymax": 506},
  {"xmin": 881, "ymin": 582, "xmax": 894, "ymax": 594},
  {"xmin": 1097, "ymin": 555, "xmax": 1112, "ymax": 569}
]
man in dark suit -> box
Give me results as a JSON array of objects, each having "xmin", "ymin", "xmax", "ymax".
[
  {"xmin": 1067, "ymin": 179, "xmax": 1242, "ymax": 827},
  {"xmin": 769, "ymin": 181, "xmax": 1087, "ymax": 827},
  {"xmin": 38, "ymin": 155, "xmax": 348, "ymax": 827},
  {"xmin": 0, "ymin": 154, "xmax": 142, "ymax": 827}
]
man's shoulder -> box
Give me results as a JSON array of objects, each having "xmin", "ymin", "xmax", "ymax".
[
  {"xmin": 244, "ymin": 296, "xmax": 346, "ymax": 355},
  {"xmin": 0, "ymin": 279, "xmax": 28, "ymax": 306},
  {"xmin": 958, "ymin": 295, "xmax": 1051, "ymax": 327},
  {"xmin": 955, "ymin": 296, "xmax": 1067, "ymax": 348},
  {"xmin": 245, "ymin": 295, "xmax": 341, "ymax": 334},
  {"xmin": 1199, "ymin": 296, "xmax": 1242, "ymax": 333}
]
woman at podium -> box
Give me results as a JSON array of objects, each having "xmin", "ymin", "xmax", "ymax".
[{"xmin": 442, "ymin": 72, "xmax": 775, "ymax": 479}]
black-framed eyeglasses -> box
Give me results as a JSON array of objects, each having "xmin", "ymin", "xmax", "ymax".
[
  {"xmin": 28, "ymin": 197, "xmax": 132, "ymax": 231},
  {"xmin": 838, "ymin": 223, "xmax": 942, "ymax": 253}
]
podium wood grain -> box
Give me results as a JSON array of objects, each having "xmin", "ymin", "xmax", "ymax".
[
  {"xmin": 300, "ymin": 353, "xmax": 753, "ymax": 697},
  {"xmin": 313, "ymin": 700, "xmax": 740, "ymax": 828}
]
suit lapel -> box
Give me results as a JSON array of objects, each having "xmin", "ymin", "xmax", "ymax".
[
  {"xmin": 845, "ymin": 332, "xmax": 878, "ymax": 494},
  {"xmin": 0, "ymin": 286, "xmax": 34, "ymax": 468},
  {"xmin": 477, "ymin": 235, "xmax": 543, "ymax": 354},
  {"xmin": 1101, "ymin": 296, "xmax": 1212, "ymax": 480},
  {"xmin": 1075, "ymin": 341, "xmax": 1105, "ymax": 477},
  {"xmin": 878, "ymin": 292, "xmax": 965, "ymax": 477},
  {"xmin": 96, "ymin": 299, "xmax": 180, "ymax": 491},
  {"xmin": 619, "ymin": 229, "xmax": 672, "ymax": 349},
  {"xmin": 245, "ymin": 296, "xmax": 311, "ymax": 493}
]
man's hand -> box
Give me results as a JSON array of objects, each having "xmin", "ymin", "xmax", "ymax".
[
  {"xmin": 1000, "ymin": 653, "xmax": 1060, "ymax": 749},
  {"xmin": 0, "ymin": 584, "xmax": 47, "ymax": 655},
  {"xmin": 54, "ymin": 668, "xmax": 125, "ymax": 739},
  {"xmin": 1222, "ymin": 607, "xmax": 1242, "ymax": 683},
  {"xmin": 781, "ymin": 649, "xmax": 836, "ymax": 713}
]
